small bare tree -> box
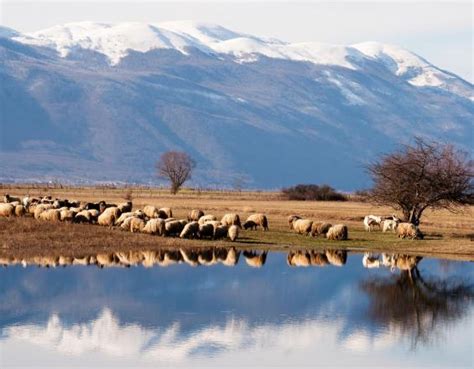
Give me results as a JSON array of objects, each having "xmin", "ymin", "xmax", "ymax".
[
  {"xmin": 156, "ymin": 151, "xmax": 196, "ymax": 194},
  {"xmin": 367, "ymin": 138, "xmax": 473, "ymax": 225}
]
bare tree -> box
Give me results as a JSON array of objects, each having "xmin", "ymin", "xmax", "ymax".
[
  {"xmin": 367, "ymin": 138, "xmax": 473, "ymax": 225},
  {"xmin": 156, "ymin": 151, "xmax": 196, "ymax": 194}
]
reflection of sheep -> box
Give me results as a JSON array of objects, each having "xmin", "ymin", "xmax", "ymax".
[
  {"xmin": 0, "ymin": 203, "xmax": 14, "ymax": 217},
  {"xmin": 244, "ymin": 214, "xmax": 269, "ymax": 230},
  {"xmin": 326, "ymin": 224, "xmax": 348, "ymax": 240},
  {"xmin": 228, "ymin": 225, "xmax": 239, "ymax": 241},
  {"xmin": 180, "ymin": 221, "xmax": 200, "ymax": 239},
  {"xmin": 287, "ymin": 251, "xmax": 311, "ymax": 267},
  {"xmin": 198, "ymin": 249, "xmax": 217, "ymax": 266},
  {"xmin": 143, "ymin": 218, "xmax": 166, "ymax": 235},
  {"xmin": 180, "ymin": 248, "xmax": 199, "ymax": 267},
  {"xmin": 198, "ymin": 214, "xmax": 217, "ymax": 225},
  {"xmin": 221, "ymin": 213, "xmax": 242, "ymax": 228},
  {"xmin": 325, "ymin": 250, "xmax": 347, "ymax": 266},
  {"xmin": 288, "ymin": 215, "xmax": 301, "ymax": 229},
  {"xmin": 292, "ymin": 219, "xmax": 313, "ymax": 235},
  {"xmin": 243, "ymin": 250, "xmax": 267, "ymax": 267},
  {"xmin": 396, "ymin": 223, "xmax": 423, "ymax": 239},
  {"xmin": 188, "ymin": 209, "xmax": 204, "ymax": 221},
  {"xmin": 216, "ymin": 247, "xmax": 240, "ymax": 266},
  {"xmin": 310, "ymin": 222, "xmax": 332, "ymax": 237}
]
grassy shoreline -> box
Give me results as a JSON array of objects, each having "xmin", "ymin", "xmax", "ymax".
[{"xmin": 0, "ymin": 187, "xmax": 472, "ymax": 261}]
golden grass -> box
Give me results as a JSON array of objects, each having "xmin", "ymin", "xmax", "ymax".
[{"xmin": 1, "ymin": 186, "xmax": 473, "ymax": 261}]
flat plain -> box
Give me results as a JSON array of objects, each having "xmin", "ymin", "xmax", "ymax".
[{"xmin": 1, "ymin": 186, "xmax": 473, "ymax": 261}]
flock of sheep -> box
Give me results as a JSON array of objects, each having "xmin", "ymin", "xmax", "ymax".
[
  {"xmin": 0, "ymin": 194, "xmax": 423, "ymax": 245},
  {"xmin": 363, "ymin": 214, "xmax": 424, "ymax": 239}
]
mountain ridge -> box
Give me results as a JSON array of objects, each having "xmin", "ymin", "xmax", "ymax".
[{"xmin": 0, "ymin": 22, "xmax": 472, "ymax": 189}]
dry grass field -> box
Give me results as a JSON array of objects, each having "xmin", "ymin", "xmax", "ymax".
[{"xmin": 1, "ymin": 186, "xmax": 473, "ymax": 261}]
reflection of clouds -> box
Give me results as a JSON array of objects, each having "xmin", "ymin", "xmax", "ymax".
[{"xmin": 3, "ymin": 308, "xmax": 396, "ymax": 363}]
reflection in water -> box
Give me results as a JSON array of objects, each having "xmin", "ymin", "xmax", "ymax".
[
  {"xmin": 0, "ymin": 249, "xmax": 473, "ymax": 367},
  {"xmin": 361, "ymin": 261, "xmax": 474, "ymax": 349}
]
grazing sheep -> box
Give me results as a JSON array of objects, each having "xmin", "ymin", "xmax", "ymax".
[
  {"xmin": 228, "ymin": 225, "xmax": 239, "ymax": 241},
  {"xmin": 326, "ymin": 224, "xmax": 348, "ymax": 240},
  {"xmin": 33, "ymin": 204, "xmax": 54, "ymax": 219},
  {"xmin": 198, "ymin": 214, "xmax": 218, "ymax": 225},
  {"xmin": 158, "ymin": 207, "xmax": 173, "ymax": 219},
  {"xmin": 74, "ymin": 210, "xmax": 93, "ymax": 224},
  {"xmin": 98, "ymin": 208, "xmax": 118, "ymax": 226},
  {"xmin": 245, "ymin": 213, "xmax": 269, "ymax": 231},
  {"xmin": 214, "ymin": 225, "xmax": 229, "ymax": 240},
  {"xmin": 288, "ymin": 215, "xmax": 301, "ymax": 229},
  {"xmin": 198, "ymin": 223, "xmax": 214, "ymax": 239},
  {"xmin": 13, "ymin": 204, "xmax": 25, "ymax": 217},
  {"xmin": 4, "ymin": 194, "xmax": 21, "ymax": 203},
  {"xmin": 0, "ymin": 203, "xmax": 15, "ymax": 217},
  {"xmin": 143, "ymin": 218, "xmax": 166, "ymax": 236},
  {"xmin": 243, "ymin": 220, "xmax": 258, "ymax": 230},
  {"xmin": 325, "ymin": 249, "xmax": 347, "ymax": 266},
  {"xmin": 221, "ymin": 213, "xmax": 242, "ymax": 228},
  {"xmin": 120, "ymin": 216, "xmax": 135, "ymax": 230},
  {"xmin": 115, "ymin": 210, "xmax": 144, "ymax": 226},
  {"xmin": 180, "ymin": 221, "xmax": 200, "ymax": 239},
  {"xmin": 397, "ymin": 222, "xmax": 423, "ymax": 240},
  {"xmin": 38, "ymin": 209, "xmax": 61, "ymax": 222},
  {"xmin": 292, "ymin": 219, "xmax": 313, "ymax": 235},
  {"xmin": 165, "ymin": 220, "xmax": 185, "ymax": 236},
  {"xmin": 310, "ymin": 222, "xmax": 332, "ymax": 237},
  {"xmin": 382, "ymin": 219, "xmax": 399, "ymax": 233},
  {"xmin": 363, "ymin": 215, "xmax": 382, "ymax": 231},
  {"xmin": 60, "ymin": 209, "xmax": 76, "ymax": 222},
  {"xmin": 130, "ymin": 217, "xmax": 146, "ymax": 233},
  {"xmin": 117, "ymin": 201, "xmax": 132, "ymax": 213},
  {"xmin": 188, "ymin": 209, "xmax": 204, "ymax": 221},
  {"xmin": 243, "ymin": 250, "xmax": 267, "ymax": 267},
  {"xmin": 143, "ymin": 205, "xmax": 159, "ymax": 218}
]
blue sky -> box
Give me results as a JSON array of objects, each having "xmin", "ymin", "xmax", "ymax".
[{"xmin": 1, "ymin": 1, "xmax": 472, "ymax": 82}]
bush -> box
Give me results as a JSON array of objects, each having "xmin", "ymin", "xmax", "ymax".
[{"xmin": 281, "ymin": 184, "xmax": 347, "ymax": 201}]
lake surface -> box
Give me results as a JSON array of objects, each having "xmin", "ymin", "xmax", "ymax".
[{"xmin": 0, "ymin": 249, "xmax": 473, "ymax": 368}]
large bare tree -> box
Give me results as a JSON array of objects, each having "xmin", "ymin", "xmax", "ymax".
[
  {"xmin": 156, "ymin": 151, "xmax": 196, "ymax": 194},
  {"xmin": 367, "ymin": 138, "xmax": 473, "ymax": 225}
]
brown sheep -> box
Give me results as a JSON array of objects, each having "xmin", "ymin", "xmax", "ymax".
[
  {"xmin": 130, "ymin": 217, "xmax": 146, "ymax": 233},
  {"xmin": 245, "ymin": 213, "xmax": 269, "ymax": 231},
  {"xmin": 396, "ymin": 222, "xmax": 423, "ymax": 240},
  {"xmin": 0, "ymin": 203, "xmax": 14, "ymax": 217},
  {"xmin": 326, "ymin": 224, "xmax": 348, "ymax": 240},
  {"xmin": 311, "ymin": 222, "xmax": 332, "ymax": 237},
  {"xmin": 188, "ymin": 209, "xmax": 205, "ymax": 221},
  {"xmin": 221, "ymin": 213, "xmax": 242, "ymax": 228}
]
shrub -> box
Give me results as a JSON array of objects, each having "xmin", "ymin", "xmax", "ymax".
[{"xmin": 281, "ymin": 184, "xmax": 347, "ymax": 201}]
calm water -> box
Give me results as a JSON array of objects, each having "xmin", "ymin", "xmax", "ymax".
[{"xmin": 0, "ymin": 249, "xmax": 472, "ymax": 368}]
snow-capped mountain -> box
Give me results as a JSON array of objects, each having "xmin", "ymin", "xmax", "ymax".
[{"xmin": 1, "ymin": 22, "xmax": 472, "ymax": 188}]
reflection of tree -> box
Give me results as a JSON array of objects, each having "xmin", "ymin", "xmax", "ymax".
[{"xmin": 361, "ymin": 262, "xmax": 474, "ymax": 349}]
